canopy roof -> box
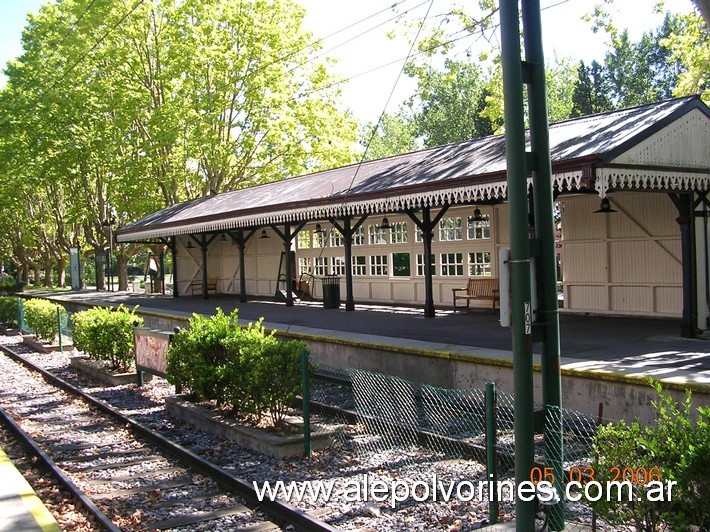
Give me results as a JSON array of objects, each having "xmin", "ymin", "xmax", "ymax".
[{"xmin": 117, "ymin": 96, "xmax": 710, "ymax": 242}]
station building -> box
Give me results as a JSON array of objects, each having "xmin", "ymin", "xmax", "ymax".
[{"xmin": 116, "ymin": 96, "xmax": 710, "ymax": 336}]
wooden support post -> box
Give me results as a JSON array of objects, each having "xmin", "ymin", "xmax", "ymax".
[
  {"xmin": 406, "ymin": 205, "xmax": 450, "ymax": 318},
  {"xmin": 670, "ymin": 192, "xmax": 696, "ymax": 338},
  {"xmin": 330, "ymin": 215, "xmax": 368, "ymax": 312}
]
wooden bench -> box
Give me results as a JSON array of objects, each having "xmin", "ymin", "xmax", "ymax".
[
  {"xmin": 452, "ymin": 278, "xmax": 500, "ymax": 312},
  {"xmin": 189, "ymin": 277, "xmax": 218, "ymax": 295}
]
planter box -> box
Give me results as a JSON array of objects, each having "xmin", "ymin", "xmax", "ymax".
[
  {"xmin": 69, "ymin": 355, "xmax": 151, "ymax": 386},
  {"xmin": 22, "ymin": 335, "xmax": 71, "ymax": 353},
  {"xmin": 165, "ymin": 394, "xmax": 335, "ymax": 459}
]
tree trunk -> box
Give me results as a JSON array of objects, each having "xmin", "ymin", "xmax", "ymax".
[
  {"xmin": 97, "ymin": 262, "xmax": 106, "ymax": 290},
  {"xmin": 117, "ymin": 254, "xmax": 128, "ymax": 291},
  {"xmin": 20, "ymin": 264, "xmax": 29, "ymax": 286},
  {"xmin": 32, "ymin": 264, "xmax": 41, "ymax": 286},
  {"xmin": 43, "ymin": 256, "xmax": 53, "ymax": 287},
  {"xmin": 57, "ymin": 257, "xmax": 67, "ymax": 288}
]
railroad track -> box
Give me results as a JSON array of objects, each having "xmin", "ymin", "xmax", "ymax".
[{"xmin": 0, "ymin": 341, "xmax": 336, "ymax": 531}]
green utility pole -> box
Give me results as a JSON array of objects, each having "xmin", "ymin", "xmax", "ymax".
[
  {"xmin": 522, "ymin": 0, "xmax": 564, "ymax": 528},
  {"xmin": 500, "ymin": 1, "xmax": 536, "ymax": 529},
  {"xmin": 501, "ymin": 0, "xmax": 564, "ymax": 529}
]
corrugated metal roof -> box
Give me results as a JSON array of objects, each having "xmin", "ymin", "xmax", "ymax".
[{"xmin": 117, "ymin": 96, "xmax": 707, "ymax": 241}]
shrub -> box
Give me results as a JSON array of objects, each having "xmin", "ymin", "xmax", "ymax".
[
  {"xmin": 591, "ymin": 381, "xmax": 710, "ymax": 531},
  {"xmin": 167, "ymin": 309, "xmax": 239, "ymax": 405},
  {"xmin": 24, "ymin": 298, "xmax": 64, "ymax": 341},
  {"xmin": 167, "ymin": 310, "xmax": 311, "ymax": 427},
  {"xmin": 71, "ymin": 305, "xmax": 143, "ymax": 371},
  {"xmin": 0, "ymin": 297, "xmax": 18, "ymax": 326},
  {"xmin": 242, "ymin": 323, "xmax": 308, "ymax": 426},
  {"xmin": 0, "ymin": 278, "xmax": 22, "ymax": 295}
]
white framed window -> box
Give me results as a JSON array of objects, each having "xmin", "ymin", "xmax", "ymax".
[
  {"xmin": 352, "ymin": 227, "xmax": 365, "ymax": 246},
  {"xmin": 439, "ymin": 217, "xmax": 463, "ymax": 241},
  {"xmin": 370, "ymin": 255, "xmax": 388, "ymax": 275},
  {"xmin": 468, "ymin": 252, "xmax": 492, "ymax": 277},
  {"xmin": 314, "ymin": 256, "xmax": 329, "ymax": 276},
  {"xmin": 467, "ymin": 215, "xmax": 491, "ymax": 240},
  {"xmin": 352, "ymin": 255, "xmax": 367, "ymax": 275},
  {"xmin": 297, "ymin": 231, "xmax": 311, "ymax": 249},
  {"xmin": 440, "ymin": 252, "xmax": 464, "ymax": 276},
  {"xmin": 329, "ymin": 229, "xmax": 344, "ymax": 247},
  {"xmin": 313, "ymin": 230, "xmax": 327, "ymax": 248},
  {"xmin": 392, "ymin": 252, "xmax": 410, "ymax": 277},
  {"xmin": 390, "ymin": 221, "xmax": 408, "ymax": 244},
  {"xmin": 416, "ymin": 254, "xmax": 436, "ymax": 276},
  {"xmin": 298, "ymin": 257, "xmax": 312, "ymax": 275},
  {"xmin": 415, "ymin": 229, "xmax": 433, "ymax": 243},
  {"xmin": 331, "ymin": 256, "xmax": 346, "ymax": 276},
  {"xmin": 368, "ymin": 224, "xmax": 388, "ymax": 245}
]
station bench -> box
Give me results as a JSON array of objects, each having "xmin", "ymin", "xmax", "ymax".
[
  {"xmin": 452, "ymin": 278, "xmax": 500, "ymax": 313},
  {"xmin": 189, "ymin": 277, "xmax": 218, "ymax": 295}
]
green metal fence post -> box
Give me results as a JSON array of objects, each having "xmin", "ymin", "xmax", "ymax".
[
  {"xmin": 57, "ymin": 307, "xmax": 63, "ymax": 352},
  {"xmin": 301, "ymin": 348, "xmax": 311, "ymax": 457},
  {"xmin": 500, "ymin": 0, "xmax": 536, "ymax": 529},
  {"xmin": 485, "ymin": 381, "xmax": 499, "ymax": 524}
]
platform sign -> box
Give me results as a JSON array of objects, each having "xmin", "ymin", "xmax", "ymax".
[
  {"xmin": 134, "ymin": 327, "xmax": 173, "ymax": 386},
  {"xmin": 499, "ymin": 248, "xmax": 511, "ymax": 327},
  {"xmin": 499, "ymin": 248, "xmax": 538, "ymax": 329},
  {"xmin": 69, "ymin": 247, "xmax": 82, "ymax": 291}
]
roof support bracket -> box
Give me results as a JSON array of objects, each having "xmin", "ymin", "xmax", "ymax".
[{"xmin": 521, "ymin": 60, "xmax": 534, "ymax": 84}]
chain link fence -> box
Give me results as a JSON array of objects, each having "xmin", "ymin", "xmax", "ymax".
[
  {"xmin": 57, "ymin": 306, "xmax": 74, "ymax": 350},
  {"xmin": 309, "ymin": 366, "xmax": 615, "ymax": 530},
  {"xmin": 16, "ymin": 298, "xmax": 74, "ymax": 351},
  {"xmin": 16, "ymin": 298, "xmax": 32, "ymax": 335}
]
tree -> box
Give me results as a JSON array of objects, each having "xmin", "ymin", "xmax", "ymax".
[
  {"xmin": 545, "ymin": 57, "xmax": 579, "ymax": 122},
  {"xmin": 408, "ymin": 60, "xmax": 497, "ymax": 147},
  {"xmin": 360, "ymin": 111, "xmax": 419, "ymax": 160},
  {"xmin": 587, "ymin": 6, "xmax": 695, "ymax": 107},
  {"xmin": 570, "ymin": 60, "xmax": 613, "ymax": 117},
  {"xmin": 603, "ymin": 20, "xmax": 681, "ymax": 108},
  {"xmin": 661, "ymin": 11, "xmax": 710, "ymax": 102},
  {"xmin": 0, "ymin": 0, "xmax": 358, "ymax": 289}
]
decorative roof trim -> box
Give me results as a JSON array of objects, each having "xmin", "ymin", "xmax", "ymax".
[
  {"xmin": 118, "ymin": 170, "xmax": 595, "ymax": 242},
  {"xmin": 118, "ymin": 165, "xmax": 710, "ymax": 241},
  {"xmin": 596, "ymin": 166, "xmax": 710, "ymax": 197}
]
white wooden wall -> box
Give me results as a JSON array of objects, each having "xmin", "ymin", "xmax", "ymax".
[
  {"xmin": 559, "ymin": 192, "xmax": 682, "ymax": 317},
  {"xmin": 174, "ymin": 192, "xmax": 691, "ymax": 319}
]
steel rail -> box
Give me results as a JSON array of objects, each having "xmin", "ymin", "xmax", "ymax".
[
  {"xmin": 0, "ymin": 404, "xmax": 121, "ymax": 532},
  {"xmin": 0, "ymin": 343, "xmax": 337, "ymax": 532}
]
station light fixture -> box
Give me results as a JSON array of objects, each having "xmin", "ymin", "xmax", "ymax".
[
  {"xmin": 594, "ymin": 197, "xmax": 617, "ymax": 213},
  {"xmin": 471, "ymin": 207, "xmax": 485, "ymax": 222}
]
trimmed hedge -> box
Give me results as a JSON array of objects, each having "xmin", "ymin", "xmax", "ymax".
[
  {"xmin": 24, "ymin": 298, "xmax": 64, "ymax": 341},
  {"xmin": 0, "ymin": 297, "xmax": 18, "ymax": 326},
  {"xmin": 71, "ymin": 305, "xmax": 143, "ymax": 371},
  {"xmin": 167, "ymin": 309, "xmax": 310, "ymax": 427}
]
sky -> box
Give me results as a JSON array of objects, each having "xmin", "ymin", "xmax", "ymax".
[{"xmin": 0, "ymin": 0, "xmax": 697, "ymax": 124}]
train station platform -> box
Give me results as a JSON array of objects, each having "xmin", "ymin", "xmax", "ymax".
[
  {"xmin": 37, "ymin": 289, "xmax": 710, "ymax": 382},
  {"xmin": 0, "ymin": 445, "xmax": 59, "ymax": 532},
  {"xmin": 24, "ymin": 289, "xmax": 710, "ymax": 421}
]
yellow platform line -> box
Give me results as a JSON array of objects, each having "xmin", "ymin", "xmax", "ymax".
[{"xmin": 0, "ymin": 446, "xmax": 60, "ymax": 532}]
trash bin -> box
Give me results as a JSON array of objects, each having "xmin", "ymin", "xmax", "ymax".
[{"xmin": 322, "ymin": 276, "xmax": 341, "ymax": 309}]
